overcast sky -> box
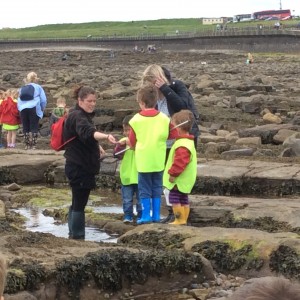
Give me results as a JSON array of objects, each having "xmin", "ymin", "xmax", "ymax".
[{"xmin": 1, "ymin": 0, "xmax": 299, "ymax": 29}]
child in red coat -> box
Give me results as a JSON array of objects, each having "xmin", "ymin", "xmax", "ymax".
[{"xmin": 0, "ymin": 89, "xmax": 21, "ymax": 148}]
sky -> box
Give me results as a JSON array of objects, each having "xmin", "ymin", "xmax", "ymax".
[{"xmin": 1, "ymin": 0, "xmax": 299, "ymax": 29}]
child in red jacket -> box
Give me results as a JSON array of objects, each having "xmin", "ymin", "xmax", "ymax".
[{"xmin": 0, "ymin": 89, "xmax": 21, "ymax": 148}]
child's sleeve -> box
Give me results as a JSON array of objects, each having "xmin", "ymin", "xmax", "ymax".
[
  {"xmin": 168, "ymin": 147, "xmax": 191, "ymax": 177},
  {"xmin": 128, "ymin": 127, "xmax": 137, "ymax": 148},
  {"xmin": 113, "ymin": 138, "xmax": 127, "ymax": 160},
  {"xmin": 168, "ymin": 123, "xmax": 179, "ymax": 140}
]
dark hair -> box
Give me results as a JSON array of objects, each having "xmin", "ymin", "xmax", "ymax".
[
  {"xmin": 161, "ymin": 66, "xmax": 172, "ymax": 82},
  {"xmin": 137, "ymin": 84, "xmax": 158, "ymax": 108},
  {"xmin": 73, "ymin": 85, "xmax": 96, "ymax": 101},
  {"xmin": 122, "ymin": 115, "xmax": 133, "ymax": 125}
]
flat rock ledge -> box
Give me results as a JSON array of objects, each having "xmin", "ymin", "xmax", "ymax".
[
  {"xmin": 2, "ymin": 152, "xmax": 300, "ymax": 197},
  {"xmin": 119, "ymin": 224, "xmax": 300, "ymax": 280}
]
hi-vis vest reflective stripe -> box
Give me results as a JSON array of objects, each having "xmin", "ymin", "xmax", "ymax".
[
  {"xmin": 130, "ymin": 112, "xmax": 170, "ymax": 172},
  {"xmin": 163, "ymin": 138, "xmax": 197, "ymax": 193}
]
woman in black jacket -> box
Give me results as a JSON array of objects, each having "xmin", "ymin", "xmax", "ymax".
[{"xmin": 63, "ymin": 86, "xmax": 117, "ymax": 239}]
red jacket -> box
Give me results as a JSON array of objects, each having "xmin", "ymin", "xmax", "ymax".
[{"xmin": 0, "ymin": 97, "xmax": 21, "ymax": 125}]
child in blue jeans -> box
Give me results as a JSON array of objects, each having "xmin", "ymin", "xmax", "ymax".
[
  {"xmin": 114, "ymin": 115, "xmax": 141, "ymax": 223},
  {"xmin": 128, "ymin": 84, "xmax": 178, "ymax": 224}
]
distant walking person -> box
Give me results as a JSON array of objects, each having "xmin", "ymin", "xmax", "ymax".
[{"xmin": 17, "ymin": 72, "xmax": 47, "ymax": 149}]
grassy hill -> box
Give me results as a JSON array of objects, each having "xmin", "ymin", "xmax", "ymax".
[{"xmin": 0, "ymin": 18, "xmax": 299, "ymax": 39}]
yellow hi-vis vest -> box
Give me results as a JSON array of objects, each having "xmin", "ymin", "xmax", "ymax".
[
  {"xmin": 163, "ymin": 138, "xmax": 197, "ymax": 193},
  {"xmin": 119, "ymin": 137, "xmax": 138, "ymax": 185},
  {"xmin": 130, "ymin": 112, "xmax": 170, "ymax": 172}
]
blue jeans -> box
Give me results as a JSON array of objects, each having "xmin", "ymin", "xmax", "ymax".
[
  {"xmin": 121, "ymin": 184, "xmax": 141, "ymax": 218},
  {"xmin": 138, "ymin": 171, "xmax": 163, "ymax": 199}
]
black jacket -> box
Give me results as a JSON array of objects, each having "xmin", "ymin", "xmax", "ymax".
[
  {"xmin": 159, "ymin": 79, "xmax": 200, "ymax": 137},
  {"xmin": 63, "ymin": 105, "xmax": 100, "ymax": 175}
]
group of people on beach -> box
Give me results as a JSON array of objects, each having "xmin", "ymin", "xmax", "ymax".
[
  {"xmin": 62, "ymin": 64, "xmax": 200, "ymax": 240},
  {"xmin": 0, "ymin": 72, "xmax": 47, "ymax": 150}
]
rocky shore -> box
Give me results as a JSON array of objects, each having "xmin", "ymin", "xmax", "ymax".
[{"xmin": 0, "ymin": 48, "xmax": 300, "ymax": 299}]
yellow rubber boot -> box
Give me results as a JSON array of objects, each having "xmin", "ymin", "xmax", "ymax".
[
  {"xmin": 170, "ymin": 205, "xmax": 186, "ymax": 225},
  {"xmin": 183, "ymin": 205, "xmax": 190, "ymax": 225}
]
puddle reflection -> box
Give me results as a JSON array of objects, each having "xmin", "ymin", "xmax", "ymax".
[{"xmin": 13, "ymin": 207, "xmax": 118, "ymax": 243}]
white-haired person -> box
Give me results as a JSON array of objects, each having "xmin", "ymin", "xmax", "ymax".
[{"xmin": 17, "ymin": 72, "xmax": 47, "ymax": 149}]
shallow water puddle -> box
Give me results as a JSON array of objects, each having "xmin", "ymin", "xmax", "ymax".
[{"xmin": 13, "ymin": 207, "xmax": 119, "ymax": 243}]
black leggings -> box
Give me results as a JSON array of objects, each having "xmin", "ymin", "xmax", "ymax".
[
  {"xmin": 71, "ymin": 187, "xmax": 91, "ymax": 212},
  {"xmin": 65, "ymin": 162, "xmax": 96, "ymax": 212},
  {"xmin": 20, "ymin": 107, "xmax": 40, "ymax": 133}
]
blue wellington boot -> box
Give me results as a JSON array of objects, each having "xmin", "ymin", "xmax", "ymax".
[
  {"xmin": 70, "ymin": 211, "xmax": 85, "ymax": 239},
  {"xmin": 152, "ymin": 197, "xmax": 161, "ymax": 222},
  {"xmin": 137, "ymin": 198, "xmax": 152, "ymax": 225}
]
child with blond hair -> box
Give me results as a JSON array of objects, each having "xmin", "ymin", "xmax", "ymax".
[
  {"xmin": 163, "ymin": 110, "xmax": 197, "ymax": 225},
  {"xmin": 49, "ymin": 97, "xmax": 68, "ymax": 129},
  {"xmin": 0, "ymin": 89, "xmax": 21, "ymax": 148}
]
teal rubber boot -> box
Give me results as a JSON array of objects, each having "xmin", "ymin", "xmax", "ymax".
[
  {"xmin": 70, "ymin": 211, "xmax": 85, "ymax": 239},
  {"xmin": 137, "ymin": 198, "xmax": 152, "ymax": 225},
  {"xmin": 68, "ymin": 206, "xmax": 73, "ymax": 237},
  {"xmin": 152, "ymin": 197, "xmax": 161, "ymax": 222}
]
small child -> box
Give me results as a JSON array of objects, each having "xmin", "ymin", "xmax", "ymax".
[
  {"xmin": 0, "ymin": 90, "xmax": 5, "ymax": 148},
  {"xmin": 114, "ymin": 115, "xmax": 141, "ymax": 224},
  {"xmin": 128, "ymin": 83, "xmax": 178, "ymax": 224},
  {"xmin": 0, "ymin": 89, "xmax": 21, "ymax": 148},
  {"xmin": 163, "ymin": 110, "xmax": 197, "ymax": 225},
  {"xmin": 49, "ymin": 97, "xmax": 67, "ymax": 129}
]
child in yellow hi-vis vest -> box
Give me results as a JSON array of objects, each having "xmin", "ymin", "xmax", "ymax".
[
  {"xmin": 163, "ymin": 110, "xmax": 197, "ymax": 225},
  {"xmin": 114, "ymin": 115, "xmax": 141, "ymax": 224},
  {"xmin": 128, "ymin": 83, "xmax": 178, "ymax": 224}
]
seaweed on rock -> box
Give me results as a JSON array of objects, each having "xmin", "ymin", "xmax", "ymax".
[
  {"xmin": 269, "ymin": 245, "xmax": 300, "ymax": 279},
  {"xmin": 118, "ymin": 230, "xmax": 186, "ymax": 250},
  {"xmin": 5, "ymin": 259, "xmax": 47, "ymax": 293},
  {"xmin": 0, "ymin": 167, "xmax": 14, "ymax": 185},
  {"xmin": 55, "ymin": 248, "xmax": 203, "ymax": 299},
  {"xmin": 191, "ymin": 241, "xmax": 253, "ymax": 271}
]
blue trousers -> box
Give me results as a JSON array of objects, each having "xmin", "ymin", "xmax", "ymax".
[
  {"xmin": 138, "ymin": 171, "xmax": 163, "ymax": 199},
  {"xmin": 121, "ymin": 184, "xmax": 141, "ymax": 218}
]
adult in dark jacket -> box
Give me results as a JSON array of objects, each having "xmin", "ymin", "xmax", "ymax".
[
  {"xmin": 141, "ymin": 64, "xmax": 200, "ymax": 223},
  {"xmin": 141, "ymin": 64, "xmax": 199, "ymax": 149},
  {"xmin": 63, "ymin": 86, "xmax": 117, "ymax": 239}
]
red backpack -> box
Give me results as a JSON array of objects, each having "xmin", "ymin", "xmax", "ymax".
[{"xmin": 50, "ymin": 114, "xmax": 75, "ymax": 151}]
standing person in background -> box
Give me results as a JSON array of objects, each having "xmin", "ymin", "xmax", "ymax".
[
  {"xmin": 63, "ymin": 86, "xmax": 117, "ymax": 239},
  {"xmin": 163, "ymin": 110, "xmax": 197, "ymax": 225},
  {"xmin": 0, "ymin": 89, "xmax": 21, "ymax": 148},
  {"xmin": 246, "ymin": 52, "xmax": 254, "ymax": 64},
  {"xmin": 49, "ymin": 97, "xmax": 68, "ymax": 130},
  {"xmin": 17, "ymin": 72, "xmax": 47, "ymax": 150},
  {"xmin": 128, "ymin": 83, "xmax": 178, "ymax": 224},
  {"xmin": 0, "ymin": 255, "xmax": 7, "ymax": 300},
  {"xmin": 141, "ymin": 64, "xmax": 199, "ymax": 223},
  {"xmin": 114, "ymin": 115, "xmax": 141, "ymax": 224}
]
